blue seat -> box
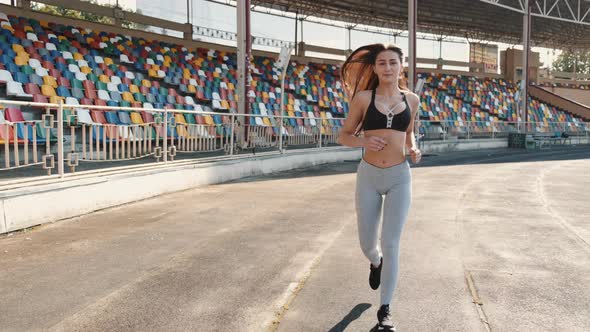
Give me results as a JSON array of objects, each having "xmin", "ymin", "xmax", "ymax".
[
  {"xmin": 105, "ymin": 111, "xmax": 123, "ymax": 125},
  {"xmin": 57, "ymin": 86, "xmax": 71, "ymax": 98}
]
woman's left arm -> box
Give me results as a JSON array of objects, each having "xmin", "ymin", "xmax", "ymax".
[{"xmin": 405, "ymin": 93, "xmax": 422, "ymax": 163}]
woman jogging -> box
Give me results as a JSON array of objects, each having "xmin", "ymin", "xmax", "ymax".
[{"xmin": 337, "ymin": 43, "xmax": 422, "ymax": 331}]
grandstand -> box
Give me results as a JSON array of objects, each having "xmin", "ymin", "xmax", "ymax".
[{"xmin": 0, "ymin": 0, "xmax": 589, "ymax": 228}]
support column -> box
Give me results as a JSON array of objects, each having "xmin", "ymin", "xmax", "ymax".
[
  {"xmin": 237, "ymin": 0, "xmax": 251, "ymax": 148},
  {"xmin": 408, "ymin": 0, "xmax": 417, "ymax": 92},
  {"xmin": 521, "ymin": 0, "xmax": 532, "ymax": 129}
]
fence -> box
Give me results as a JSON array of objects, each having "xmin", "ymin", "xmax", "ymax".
[{"xmin": 0, "ymin": 100, "xmax": 340, "ymax": 179}]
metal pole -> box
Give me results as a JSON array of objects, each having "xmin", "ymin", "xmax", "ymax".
[
  {"xmin": 163, "ymin": 110, "xmax": 168, "ymax": 163},
  {"xmin": 521, "ymin": 0, "xmax": 532, "ymax": 132},
  {"xmin": 408, "ymin": 0, "xmax": 417, "ymax": 92},
  {"xmin": 57, "ymin": 100, "xmax": 64, "ymax": 177},
  {"xmin": 229, "ymin": 113, "xmax": 235, "ymax": 155},
  {"xmin": 186, "ymin": 0, "xmax": 190, "ymax": 24},
  {"xmin": 294, "ymin": 10, "xmax": 298, "ymax": 56},
  {"xmin": 279, "ymin": 74, "xmax": 285, "ymax": 152},
  {"xmin": 237, "ymin": 0, "xmax": 251, "ymax": 148}
]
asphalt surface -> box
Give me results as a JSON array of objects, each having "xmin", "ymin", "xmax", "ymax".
[{"xmin": 1, "ymin": 145, "xmax": 589, "ymax": 331}]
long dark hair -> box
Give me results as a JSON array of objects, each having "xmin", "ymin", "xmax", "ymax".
[{"xmin": 341, "ymin": 43, "xmax": 408, "ymax": 101}]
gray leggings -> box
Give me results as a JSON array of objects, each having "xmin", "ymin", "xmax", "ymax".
[{"xmin": 355, "ymin": 157, "xmax": 412, "ymax": 306}]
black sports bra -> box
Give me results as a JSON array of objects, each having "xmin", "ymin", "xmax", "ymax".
[{"xmin": 361, "ymin": 89, "xmax": 412, "ymax": 132}]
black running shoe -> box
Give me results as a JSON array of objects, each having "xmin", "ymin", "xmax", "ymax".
[
  {"xmin": 376, "ymin": 304, "xmax": 396, "ymax": 331},
  {"xmin": 369, "ymin": 257, "xmax": 383, "ymax": 290}
]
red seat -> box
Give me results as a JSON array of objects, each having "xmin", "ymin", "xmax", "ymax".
[
  {"xmin": 25, "ymin": 83, "xmax": 41, "ymax": 95},
  {"xmin": 5, "ymin": 108, "xmax": 25, "ymax": 122}
]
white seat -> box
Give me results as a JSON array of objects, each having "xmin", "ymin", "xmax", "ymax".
[
  {"xmin": 35, "ymin": 67, "xmax": 49, "ymax": 77},
  {"xmin": 294, "ymin": 104, "xmax": 301, "ymax": 112},
  {"xmin": 156, "ymin": 54, "xmax": 164, "ymax": 62},
  {"xmin": 260, "ymin": 108, "xmax": 268, "ymax": 116},
  {"xmin": 48, "ymin": 33, "xmax": 57, "ymax": 40},
  {"xmin": 99, "ymin": 42, "xmax": 108, "ymax": 49},
  {"xmin": 68, "ymin": 64, "xmax": 80, "ymax": 73},
  {"xmin": 212, "ymin": 92, "xmax": 221, "ymax": 101},
  {"xmin": 71, "ymin": 28, "xmax": 80, "ymax": 34},
  {"xmin": 220, "ymin": 82, "xmax": 227, "ymax": 89},
  {"xmin": 146, "ymin": 58, "xmax": 155, "ymax": 65},
  {"xmin": 77, "ymin": 60, "xmax": 88, "ymax": 68},
  {"xmin": 143, "ymin": 103, "xmax": 154, "ymax": 109},
  {"xmin": 7, "ymin": 82, "xmax": 33, "ymax": 98},
  {"xmin": 198, "ymin": 70, "xmax": 206, "ymax": 77},
  {"xmin": 125, "ymin": 71, "xmax": 135, "ymax": 79},
  {"xmin": 45, "ymin": 42, "xmax": 57, "ymax": 51},
  {"xmin": 306, "ymin": 95, "xmax": 315, "ymax": 102},
  {"xmin": 75, "ymin": 109, "xmax": 94, "ymax": 124},
  {"xmin": 0, "ymin": 12, "xmax": 9, "ymax": 21},
  {"xmin": 110, "ymin": 76, "xmax": 122, "ymax": 85},
  {"xmin": 185, "ymin": 96, "xmax": 195, "ymax": 105},
  {"xmin": 75, "ymin": 72, "xmax": 87, "ymax": 81},
  {"xmin": 207, "ymin": 49, "xmax": 216, "ymax": 58},
  {"xmin": 62, "ymin": 51, "xmax": 73, "ymax": 60},
  {"xmin": 185, "ymin": 54, "xmax": 194, "ymax": 61},
  {"xmin": 97, "ymin": 90, "xmax": 111, "ymax": 101},
  {"xmin": 269, "ymin": 92, "xmax": 276, "ymax": 99},
  {"xmin": 326, "ymin": 112, "xmax": 333, "ymax": 119},
  {"xmin": 0, "ymin": 21, "xmax": 11, "ymax": 29},
  {"xmin": 0, "ymin": 69, "xmax": 14, "ymax": 83},
  {"xmin": 119, "ymin": 54, "xmax": 132, "ymax": 64},
  {"xmin": 28, "ymin": 58, "xmax": 41, "ymax": 69},
  {"xmin": 212, "ymin": 100, "xmax": 223, "ymax": 109},
  {"xmin": 94, "ymin": 56, "xmax": 104, "ymax": 64},
  {"xmin": 65, "ymin": 97, "xmax": 79, "ymax": 105},
  {"xmin": 307, "ymin": 112, "xmax": 317, "ymax": 126},
  {"xmin": 215, "ymin": 67, "xmax": 222, "ymax": 74},
  {"xmin": 157, "ymin": 70, "xmax": 165, "ymax": 78},
  {"xmin": 259, "ymin": 103, "xmax": 267, "ymax": 112},
  {"xmin": 145, "ymin": 46, "xmax": 152, "ymax": 52},
  {"xmin": 255, "ymin": 117, "xmax": 264, "ymax": 126},
  {"xmin": 248, "ymin": 90, "xmax": 256, "ymax": 98},
  {"xmin": 336, "ymin": 101, "xmax": 343, "ymax": 108},
  {"xmin": 107, "ymin": 82, "xmax": 119, "ymax": 92},
  {"xmin": 189, "ymin": 78, "xmax": 197, "ymax": 86},
  {"xmin": 195, "ymin": 105, "xmax": 204, "ymax": 113},
  {"xmin": 26, "ymin": 32, "xmax": 38, "ymax": 42},
  {"xmin": 222, "ymin": 64, "xmax": 229, "ymax": 70}
]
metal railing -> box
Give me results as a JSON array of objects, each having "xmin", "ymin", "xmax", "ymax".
[
  {"xmin": 0, "ymin": 100, "xmax": 341, "ymax": 179},
  {"xmin": 418, "ymin": 120, "xmax": 590, "ymax": 142}
]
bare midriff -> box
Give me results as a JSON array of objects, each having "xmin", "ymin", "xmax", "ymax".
[{"xmin": 362, "ymin": 129, "xmax": 407, "ymax": 168}]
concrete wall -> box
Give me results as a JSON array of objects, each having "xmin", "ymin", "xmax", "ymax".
[
  {"xmin": 421, "ymin": 138, "xmax": 507, "ymax": 153},
  {"xmin": 0, "ymin": 147, "xmax": 361, "ymax": 234}
]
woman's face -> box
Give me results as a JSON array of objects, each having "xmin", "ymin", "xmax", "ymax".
[{"xmin": 373, "ymin": 50, "xmax": 402, "ymax": 84}]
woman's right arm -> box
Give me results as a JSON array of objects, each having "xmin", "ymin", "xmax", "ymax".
[
  {"xmin": 337, "ymin": 92, "xmax": 386, "ymax": 151},
  {"xmin": 337, "ymin": 92, "xmax": 369, "ymax": 148}
]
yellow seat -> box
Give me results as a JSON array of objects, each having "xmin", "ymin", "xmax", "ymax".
[
  {"xmin": 204, "ymin": 115, "xmax": 214, "ymax": 125},
  {"xmin": 129, "ymin": 85, "xmax": 140, "ymax": 93},
  {"xmin": 104, "ymin": 57, "xmax": 114, "ymax": 66},
  {"xmin": 188, "ymin": 85, "xmax": 197, "ymax": 94},
  {"xmin": 41, "ymin": 85, "xmax": 56, "ymax": 97},
  {"xmin": 117, "ymin": 45, "xmax": 125, "ymax": 52},
  {"xmin": 12, "ymin": 44, "xmax": 24, "ymax": 53},
  {"xmin": 262, "ymin": 118, "xmax": 272, "ymax": 126},
  {"xmin": 15, "ymin": 56, "xmax": 27, "ymax": 66},
  {"xmin": 50, "ymin": 96, "xmax": 64, "ymax": 104},
  {"xmin": 80, "ymin": 66, "xmax": 92, "ymax": 74},
  {"xmin": 99, "ymin": 75, "xmax": 110, "ymax": 83},
  {"xmin": 148, "ymin": 69, "xmax": 158, "ymax": 78},
  {"xmin": 130, "ymin": 112, "xmax": 144, "ymax": 124},
  {"xmin": 73, "ymin": 53, "xmax": 83, "ymax": 61},
  {"xmin": 221, "ymin": 100, "xmax": 230, "ymax": 109},
  {"xmin": 40, "ymin": 20, "xmax": 50, "ymax": 28},
  {"xmin": 58, "ymin": 36, "xmax": 67, "ymax": 41},
  {"xmin": 43, "ymin": 75, "xmax": 58, "ymax": 89},
  {"xmin": 151, "ymin": 64, "xmax": 159, "ymax": 71},
  {"xmin": 122, "ymin": 92, "xmax": 135, "ymax": 103},
  {"xmin": 141, "ymin": 80, "xmax": 152, "ymax": 88},
  {"xmin": 227, "ymin": 82, "xmax": 235, "ymax": 90}
]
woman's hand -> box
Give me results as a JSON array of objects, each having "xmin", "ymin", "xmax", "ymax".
[
  {"xmin": 409, "ymin": 147, "xmax": 422, "ymax": 164},
  {"xmin": 363, "ymin": 136, "xmax": 388, "ymax": 152}
]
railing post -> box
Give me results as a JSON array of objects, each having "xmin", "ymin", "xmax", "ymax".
[
  {"xmin": 163, "ymin": 109, "xmax": 168, "ymax": 163},
  {"xmin": 318, "ymin": 117, "xmax": 322, "ymax": 149},
  {"xmin": 57, "ymin": 100, "xmax": 65, "ymax": 177},
  {"xmin": 230, "ymin": 113, "xmax": 235, "ymax": 155}
]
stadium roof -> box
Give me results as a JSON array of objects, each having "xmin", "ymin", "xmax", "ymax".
[{"xmin": 252, "ymin": 0, "xmax": 590, "ymax": 49}]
